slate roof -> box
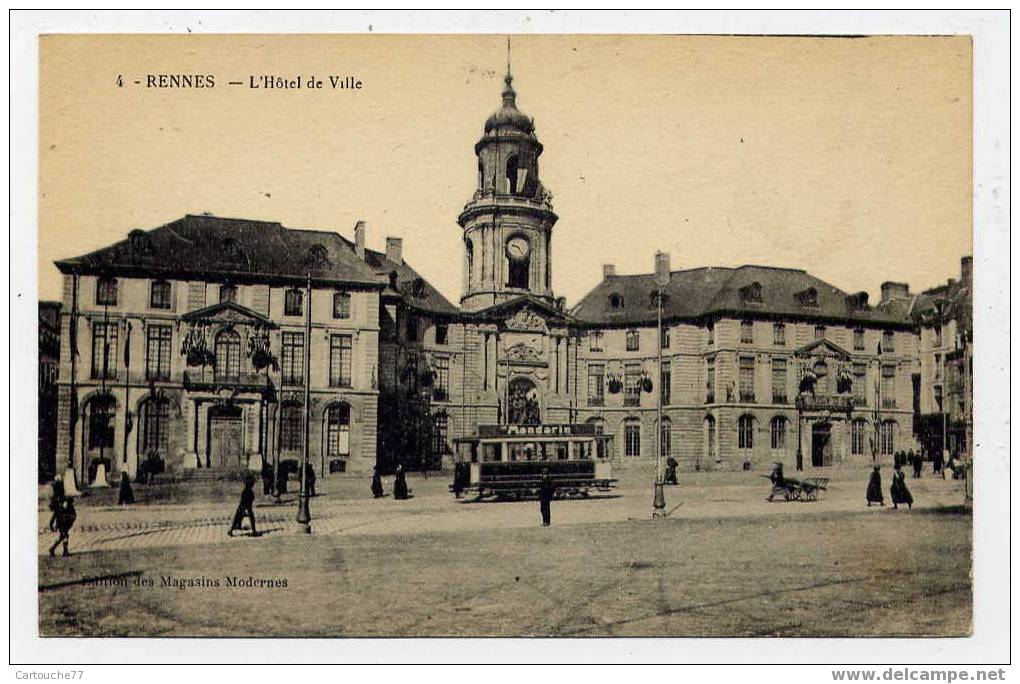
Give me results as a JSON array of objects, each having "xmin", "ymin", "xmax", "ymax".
[
  {"xmin": 54, "ymin": 214, "xmax": 384, "ymax": 288},
  {"xmin": 910, "ymin": 278, "xmax": 972, "ymax": 336},
  {"xmin": 571, "ymin": 265, "xmax": 914, "ymax": 328},
  {"xmin": 358, "ymin": 244, "xmax": 461, "ymax": 317}
]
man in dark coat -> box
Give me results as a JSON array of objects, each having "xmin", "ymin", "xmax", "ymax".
[
  {"xmin": 48, "ymin": 497, "xmax": 76, "ymax": 557},
  {"xmin": 393, "ymin": 465, "xmax": 409, "ymax": 500},
  {"xmin": 890, "ymin": 464, "xmax": 913, "ymax": 509},
  {"xmin": 117, "ymin": 472, "xmax": 135, "ymax": 505},
  {"xmin": 767, "ymin": 462, "xmax": 786, "ymax": 502},
  {"xmin": 538, "ymin": 470, "xmax": 555, "ymax": 526},
  {"xmin": 229, "ymin": 477, "xmax": 259, "ymax": 537},
  {"xmin": 866, "ymin": 465, "xmax": 884, "ymax": 506},
  {"xmin": 933, "ymin": 449, "xmax": 944, "ymax": 478},
  {"xmin": 910, "ymin": 450, "xmax": 922, "ymax": 478},
  {"xmin": 47, "ymin": 477, "xmax": 65, "ymax": 532},
  {"xmin": 371, "ymin": 468, "xmax": 385, "ymax": 498},
  {"xmin": 276, "ymin": 462, "xmax": 289, "ymax": 496},
  {"xmin": 664, "ymin": 456, "xmax": 679, "ymax": 485}
]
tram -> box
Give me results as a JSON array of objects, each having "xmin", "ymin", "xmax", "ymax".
[{"xmin": 451, "ymin": 423, "xmax": 616, "ymax": 500}]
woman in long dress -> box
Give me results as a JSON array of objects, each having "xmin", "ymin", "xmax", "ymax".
[
  {"xmin": 890, "ymin": 464, "xmax": 913, "ymax": 510},
  {"xmin": 370, "ymin": 468, "xmax": 384, "ymax": 498},
  {"xmin": 866, "ymin": 465, "xmax": 884, "ymax": 506}
]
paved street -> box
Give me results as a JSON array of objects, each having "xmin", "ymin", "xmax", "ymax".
[{"xmin": 39, "ymin": 467, "xmax": 967, "ymax": 556}]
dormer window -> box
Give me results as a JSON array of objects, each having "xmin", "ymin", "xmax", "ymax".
[
  {"xmin": 608, "ymin": 293, "xmax": 624, "ymax": 310},
  {"xmin": 739, "ymin": 281, "xmax": 762, "ymax": 304},
  {"xmin": 795, "ymin": 287, "xmax": 818, "ymax": 307},
  {"xmin": 306, "ymin": 244, "xmax": 330, "ymax": 268},
  {"xmin": 410, "ymin": 278, "xmax": 427, "ymax": 299},
  {"xmin": 127, "ymin": 229, "xmax": 154, "ymax": 257},
  {"xmin": 223, "ymin": 238, "xmax": 245, "ymax": 264}
]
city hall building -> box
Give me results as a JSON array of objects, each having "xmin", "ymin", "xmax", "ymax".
[{"xmin": 52, "ymin": 69, "xmax": 963, "ymax": 485}]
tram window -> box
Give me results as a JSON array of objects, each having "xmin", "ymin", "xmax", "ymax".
[{"xmin": 557, "ymin": 443, "xmax": 569, "ymax": 460}]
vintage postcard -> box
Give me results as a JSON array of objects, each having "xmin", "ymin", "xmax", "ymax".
[{"xmin": 23, "ymin": 25, "xmax": 995, "ymax": 653}]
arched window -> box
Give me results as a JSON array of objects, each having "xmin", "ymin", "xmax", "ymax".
[
  {"xmin": 214, "ymin": 329, "xmax": 241, "ymax": 381},
  {"xmin": 704, "ymin": 415, "xmax": 717, "ymax": 459},
  {"xmin": 770, "ymin": 416, "xmax": 787, "ymax": 450},
  {"xmin": 478, "ymin": 159, "xmax": 485, "ymax": 189},
  {"xmin": 851, "ymin": 418, "xmax": 868, "ymax": 455},
  {"xmin": 139, "ymin": 397, "xmax": 170, "ymax": 454},
  {"xmin": 659, "ymin": 417, "xmax": 672, "ymax": 457},
  {"xmin": 325, "ymin": 403, "xmax": 350, "ymax": 458},
  {"xmin": 609, "ymin": 293, "xmax": 624, "ymax": 309},
  {"xmin": 506, "ymin": 155, "xmax": 519, "ymax": 194},
  {"xmin": 738, "ymin": 414, "xmax": 755, "ymax": 450},
  {"xmin": 465, "ymin": 239, "xmax": 474, "ymax": 288},
  {"xmin": 280, "ymin": 402, "xmax": 303, "ymax": 452}
]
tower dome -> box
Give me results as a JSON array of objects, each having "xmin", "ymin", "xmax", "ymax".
[{"xmin": 484, "ymin": 73, "xmax": 534, "ymax": 134}]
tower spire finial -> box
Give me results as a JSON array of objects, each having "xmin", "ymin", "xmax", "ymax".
[{"xmin": 502, "ymin": 36, "xmax": 516, "ymax": 107}]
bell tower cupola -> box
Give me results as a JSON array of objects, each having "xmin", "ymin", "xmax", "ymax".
[{"xmin": 458, "ymin": 50, "xmax": 558, "ymax": 312}]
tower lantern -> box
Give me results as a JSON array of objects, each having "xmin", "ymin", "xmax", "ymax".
[{"xmin": 458, "ymin": 57, "xmax": 558, "ymax": 312}]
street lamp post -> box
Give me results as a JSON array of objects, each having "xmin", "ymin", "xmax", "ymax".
[
  {"xmin": 296, "ymin": 273, "xmax": 313, "ymax": 533},
  {"xmin": 652, "ymin": 251, "xmax": 670, "ymax": 518}
]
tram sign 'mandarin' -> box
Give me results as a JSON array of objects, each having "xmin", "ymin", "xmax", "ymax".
[{"xmin": 476, "ymin": 424, "xmax": 598, "ymax": 438}]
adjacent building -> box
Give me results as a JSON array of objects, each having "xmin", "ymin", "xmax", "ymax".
[
  {"xmin": 50, "ymin": 67, "xmax": 971, "ymax": 485},
  {"xmin": 39, "ymin": 301, "xmax": 62, "ymax": 482}
]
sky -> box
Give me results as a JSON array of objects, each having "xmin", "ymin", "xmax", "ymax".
[{"xmin": 39, "ymin": 34, "xmax": 972, "ymax": 305}]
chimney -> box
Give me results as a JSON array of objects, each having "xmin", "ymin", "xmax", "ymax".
[
  {"xmin": 961, "ymin": 255, "xmax": 972, "ymax": 287},
  {"xmin": 654, "ymin": 251, "xmax": 671, "ymax": 288},
  {"xmin": 385, "ymin": 237, "xmax": 403, "ymax": 265},
  {"xmin": 880, "ymin": 281, "xmax": 910, "ymax": 304},
  {"xmin": 354, "ymin": 221, "xmax": 366, "ymax": 260},
  {"xmin": 602, "ymin": 263, "xmax": 616, "ymax": 280}
]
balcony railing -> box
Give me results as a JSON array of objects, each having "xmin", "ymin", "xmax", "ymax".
[
  {"xmin": 624, "ymin": 393, "xmax": 641, "ymax": 407},
  {"xmin": 705, "ymin": 391, "xmax": 715, "ymax": 404},
  {"xmin": 183, "ymin": 370, "xmax": 273, "ymax": 393},
  {"xmin": 795, "ymin": 394, "xmax": 862, "ymax": 412},
  {"xmin": 772, "ymin": 393, "xmax": 788, "ymax": 405},
  {"xmin": 739, "ymin": 391, "xmax": 756, "ymax": 404},
  {"xmin": 882, "ymin": 398, "xmax": 897, "ymax": 409},
  {"xmin": 588, "ymin": 396, "xmax": 605, "ymax": 407}
]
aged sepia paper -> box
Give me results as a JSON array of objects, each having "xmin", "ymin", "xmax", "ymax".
[{"xmin": 17, "ymin": 18, "xmax": 1004, "ymax": 663}]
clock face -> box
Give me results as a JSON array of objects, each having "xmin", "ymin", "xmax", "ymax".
[{"xmin": 506, "ymin": 236, "xmax": 530, "ymax": 261}]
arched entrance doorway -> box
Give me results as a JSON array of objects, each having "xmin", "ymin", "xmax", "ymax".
[
  {"xmin": 811, "ymin": 421, "xmax": 833, "ymax": 467},
  {"xmin": 82, "ymin": 393, "xmax": 116, "ymax": 483},
  {"xmin": 207, "ymin": 403, "xmax": 243, "ymax": 469},
  {"xmin": 508, "ymin": 377, "xmax": 541, "ymax": 425}
]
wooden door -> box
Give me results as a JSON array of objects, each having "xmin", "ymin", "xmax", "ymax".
[{"xmin": 209, "ymin": 418, "xmax": 243, "ymax": 469}]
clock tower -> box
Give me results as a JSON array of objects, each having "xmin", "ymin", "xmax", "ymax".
[{"xmin": 458, "ymin": 66, "xmax": 558, "ymax": 312}]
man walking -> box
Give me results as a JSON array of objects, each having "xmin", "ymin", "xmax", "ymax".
[
  {"xmin": 48, "ymin": 497, "xmax": 76, "ymax": 557},
  {"xmin": 538, "ymin": 470, "xmax": 555, "ymax": 527},
  {"xmin": 228, "ymin": 476, "xmax": 259, "ymax": 537}
]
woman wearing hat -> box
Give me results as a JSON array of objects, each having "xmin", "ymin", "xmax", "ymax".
[{"xmin": 866, "ymin": 465, "xmax": 884, "ymax": 507}]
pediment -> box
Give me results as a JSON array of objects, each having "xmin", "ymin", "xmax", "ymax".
[
  {"xmin": 181, "ymin": 301, "xmax": 277, "ymax": 328},
  {"xmin": 793, "ymin": 337, "xmax": 852, "ymax": 360}
]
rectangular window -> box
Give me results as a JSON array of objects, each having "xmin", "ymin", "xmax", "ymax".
[
  {"xmin": 883, "ymin": 331, "xmax": 895, "ymax": 353},
  {"xmin": 933, "ymin": 384, "xmax": 944, "ymax": 412},
  {"xmin": 706, "ymin": 358, "xmax": 715, "ymax": 403},
  {"xmin": 219, "ymin": 284, "xmax": 238, "ymax": 304},
  {"xmin": 91, "ymin": 322, "xmax": 118, "ymax": 379},
  {"xmin": 707, "ymin": 323, "xmax": 714, "ymax": 345},
  {"xmin": 851, "ymin": 421, "xmax": 866, "ymax": 455},
  {"xmin": 624, "ymin": 363, "xmax": 642, "ymax": 406},
  {"xmin": 280, "ymin": 404, "xmax": 303, "ymax": 451},
  {"xmin": 150, "ymin": 281, "xmax": 172, "ymax": 309},
  {"xmin": 815, "ymin": 325, "xmax": 826, "ymax": 340},
  {"xmin": 435, "ymin": 323, "xmax": 449, "ymax": 345},
  {"xmin": 741, "ymin": 320, "xmax": 754, "ymax": 344},
  {"xmin": 934, "ymin": 353, "xmax": 942, "ymax": 380},
  {"xmin": 933, "ymin": 324, "xmax": 942, "ymax": 348},
  {"xmin": 626, "ymin": 329, "xmax": 640, "ymax": 351},
  {"xmin": 145, "ymin": 325, "xmax": 172, "ymax": 381},
  {"xmin": 587, "ymin": 363, "xmax": 605, "ymax": 406},
  {"xmin": 881, "ymin": 364, "xmax": 896, "ymax": 408},
  {"xmin": 854, "ymin": 328, "xmax": 865, "ymax": 351},
  {"xmin": 660, "ymin": 326, "xmax": 670, "ymax": 349},
  {"xmin": 624, "ymin": 421, "xmax": 641, "ymax": 457},
  {"xmin": 433, "ymin": 356, "xmax": 450, "ymax": 401},
  {"xmin": 433, "ymin": 414, "xmax": 448, "ymax": 455},
  {"xmin": 589, "ymin": 330, "xmax": 604, "ymax": 352},
  {"xmin": 281, "ymin": 332, "xmax": 305, "ymax": 385},
  {"xmin": 739, "ymin": 356, "xmax": 755, "ymax": 403},
  {"xmin": 771, "ymin": 357, "xmax": 787, "ymax": 404},
  {"xmin": 852, "ymin": 361, "xmax": 867, "ymax": 405},
  {"xmin": 773, "ymin": 323, "xmax": 785, "ymax": 346},
  {"xmin": 771, "ymin": 418, "xmax": 786, "ymax": 450},
  {"xmin": 96, "ymin": 278, "xmax": 118, "ymax": 306},
  {"xmin": 285, "ymin": 288, "xmax": 303, "ymax": 317},
  {"xmin": 660, "ymin": 420, "xmax": 671, "ymax": 457},
  {"xmin": 333, "ymin": 291, "xmax": 351, "ymax": 319},
  {"xmin": 660, "ymin": 360, "xmax": 671, "ymax": 405},
  {"xmin": 329, "ymin": 334, "xmax": 352, "ymax": 388},
  {"xmin": 880, "ymin": 422, "xmax": 896, "ymax": 455},
  {"xmin": 405, "ymin": 315, "xmax": 419, "ymax": 342}
]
